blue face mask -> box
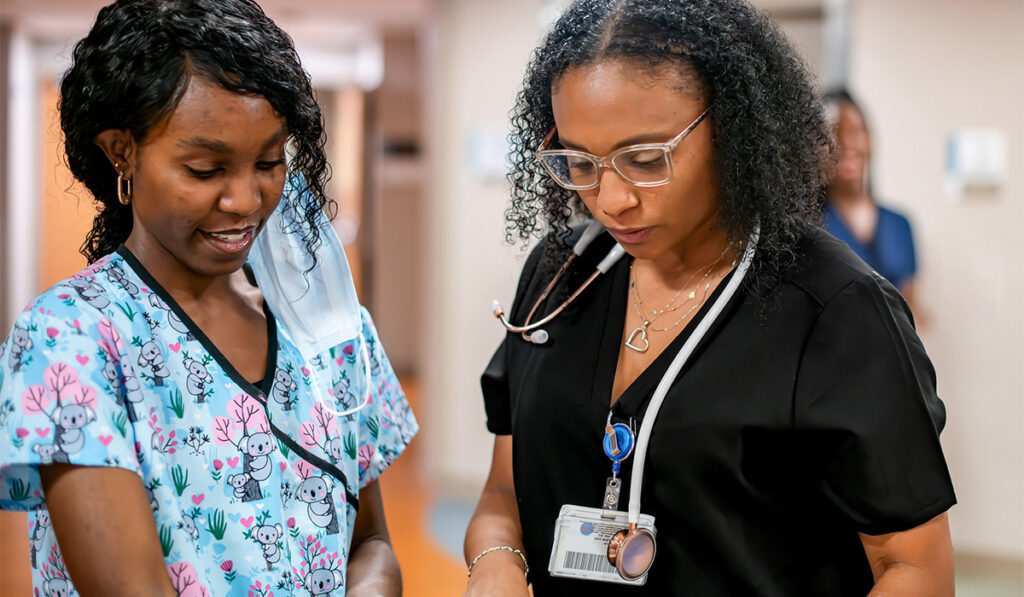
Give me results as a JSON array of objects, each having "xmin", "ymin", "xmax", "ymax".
[{"xmin": 247, "ymin": 179, "xmax": 362, "ymax": 364}]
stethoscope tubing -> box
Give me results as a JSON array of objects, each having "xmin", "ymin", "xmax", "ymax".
[
  {"xmin": 626, "ymin": 226, "xmax": 759, "ymax": 523},
  {"xmin": 492, "ymin": 220, "xmax": 626, "ymax": 335}
]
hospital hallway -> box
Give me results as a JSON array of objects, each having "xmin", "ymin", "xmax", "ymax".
[{"xmin": 377, "ymin": 378, "xmax": 468, "ymax": 596}]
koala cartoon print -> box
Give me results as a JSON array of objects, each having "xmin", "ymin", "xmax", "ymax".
[
  {"xmin": 304, "ymin": 567, "xmax": 345, "ymax": 597},
  {"xmin": 295, "ymin": 465, "xmax": 340, "ymax": 536},
  {"xmin": 271, "ymin": 368, "xmax": 299, "ymax": 411},
  {"xmin": 183, "ymin": 356, "xmax": 214, "ymax": 403},
  {"xmin": 137, "ymin": 339, "xmax": 170, "ymax": 386},
  {"xmin": 0, "ymin": 248, "xmax": 418, "ymax": 596},
  {"xmin": 253, "ymin": 522, "xmax": 283, "ymax": 570},
  {"xmin": 106, "ymin": 263, "xmax": 140, "ymax": 298},
  {"xmin": 178, "ymin": 510, "xmax": 200, "ymax": 543},
  {"xmin": 30, "ymin": 509, "xmax": 50, "ymax": 568},
  {"xmin": 8, "ymin": 325, "xmax": 33, "ymax": 373},
  {"xmin": 147, "ymin": 293, "xmax": 192, "ymax": 339},
  {"xmin": 32, "ymin": 443, "xmax": 58, "ymax": 465},
  {"xmin": 67, "ymin": 277, "xmax": 111, "ymax": 311},
  {"xmin": 52, "ymin": 404, "xmax": 97, "ymax": 455}
]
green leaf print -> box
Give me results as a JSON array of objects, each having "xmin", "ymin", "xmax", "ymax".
[
  {"xmin": 159, "ymin": 524, "xmax": 174, "ymax": 557},
  {"xmin": 276, "ymin": 438, "xmax": 290, "ymax": 458},
  {"xmin": 171, "ymin": 465, "xmax": 190, "ymax": 496},
  {"xmin": 8, "ymin": 478, "xmax": 30, "ymax": 502},
  {"xmin": 169, "ymin": 390, "xmax": 185, "ymax": 419},
  {"xmin": 206, "ymin": 509, "xmax": 227, "ymax": 540},
  {"xmin": 112, "ymin": 411, "xmax": 128, "ymax": 437},
  {"xmin": 367, "ymin": 416, "xmax": 379, "ymax": 440},
  {"xmin": 344, "ymin": 432, "xmax": 357, "ymax": 461},
  {"xmin": 114, "ymin": 302, "xmax": 137, "ymax": 321}
]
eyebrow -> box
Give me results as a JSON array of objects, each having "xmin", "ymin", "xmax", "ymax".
[
  {"xmin": 557, "ymin": 131, "xmax": 677, "ymax": 153},
  {"xmin": 175, "ymin": 127, "xmax": 289, "ymax": 154}
]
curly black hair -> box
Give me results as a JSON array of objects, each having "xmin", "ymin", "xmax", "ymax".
[
  {"xmin": 506, "ymin": 0, "xmax": 833, "ymax": 294},
  {"xmin": 60, "ymin": 0, "xmax": 333, "ymax": 264}
]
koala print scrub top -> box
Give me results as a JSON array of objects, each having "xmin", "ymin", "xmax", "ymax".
[{"xmin": 0, "ymin": 247, "xmax": 418, "ymax": 596}]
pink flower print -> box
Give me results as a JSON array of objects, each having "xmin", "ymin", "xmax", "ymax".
[
  {"xmin": 220, "ymin": 560, "xmax": 233, "ymax": 572},
  {"xmin": 342, "ymin": 344, "xmax": 354, "ymax": 356},
  {"xmin": 45, "ymin": 327, "xmax": 59, "ymax": 338},
  {"xmin": 287, "ymin": 517, "xmax": 296, "ymax": 529},
  {"xmin": 15, "ymin": 428, "xmax": 29, "ymax": 439},
  {"xmin": 213, "ymin": 459, "xmax": 224, "ymax": 471},
  {"xmin": 357, "ymin": 444, "xmax": 375, "ymax": 472}
]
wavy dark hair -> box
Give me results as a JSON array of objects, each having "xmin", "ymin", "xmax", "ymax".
[
  {"xmin": 60, "ymin": 0, "xmax": 332, "ymax": 264},
  {"xmin": 507, "ymin": 0, "xmax": 833, "ymax": 294}
]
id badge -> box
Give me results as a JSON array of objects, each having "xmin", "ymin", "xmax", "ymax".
[{"xmin": 548, "ymin": 504, "xmax": 656, "ymax": 585}]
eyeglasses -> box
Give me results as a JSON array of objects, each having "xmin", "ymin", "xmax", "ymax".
[{"xmin": 535, "ymin": 107, "xmax": 710, "ymax": 190}]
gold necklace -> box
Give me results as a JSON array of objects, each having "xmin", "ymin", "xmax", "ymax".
[{"xmin": 624, "ymin": 254, "xmax": 731, "ymax": 353}]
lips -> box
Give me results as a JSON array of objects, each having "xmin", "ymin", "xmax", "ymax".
[
  {"xmin": 200, "ymin": 227, "xmax": 256, "ymax": 254},
  {"xmin": 607, "ymin": 227, "xmax": 652, "ymax": 244}
]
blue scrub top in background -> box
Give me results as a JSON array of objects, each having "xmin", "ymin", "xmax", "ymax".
[{"xmin": 823, "ymin": 202, "xmax": 917, "ymax": 289}]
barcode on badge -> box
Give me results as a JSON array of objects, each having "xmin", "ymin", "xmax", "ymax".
[{"xmin": 563, "ymin": 550, "xmax": 616, "ymax": 573}]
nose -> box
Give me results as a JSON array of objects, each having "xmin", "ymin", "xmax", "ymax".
[
  {"xmin": 219, "ymin": 170, "xmax": 261, "ymax": 217},
  {"xmin": 593, "ymin": 167, "xmax": 639, "ymax": 218}
]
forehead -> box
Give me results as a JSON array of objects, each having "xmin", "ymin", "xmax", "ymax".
[
  {"xmin": 837, "ymin": 102, "xmax": 866, "ymax": 129},
  {"xmin": 143, "ymin": 76, "xmax": 284, "ymax": 148},
  {"xmin": 550, "ymin": 60, "xmax": 705, "ymax": 148}
]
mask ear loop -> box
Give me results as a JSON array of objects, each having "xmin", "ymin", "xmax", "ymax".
[{"xmin": 312, "ymin": 332, "xmax": 374, "ymax": 417}]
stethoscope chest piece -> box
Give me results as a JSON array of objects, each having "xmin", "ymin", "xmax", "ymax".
[{"xmin": 607, "ymin": 523, "xmax": 657, "ymax": 580}]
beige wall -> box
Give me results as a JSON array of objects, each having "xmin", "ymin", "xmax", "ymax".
[
  {"xmin": 849, "ymin": 0, "xmax": 1024, "ymax": 560},
  {"xmin": 422, "ymin": 0, "xmax": 547, "ymax": 490}
]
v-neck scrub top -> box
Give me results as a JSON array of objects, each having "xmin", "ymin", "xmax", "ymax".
[
  {"xmin": 0, "ymin": 247, "xmax": 417, "ymax": 596},
  {"xmin": 482, "ymin": 227, "xmax": 954, "ymax": 596}
]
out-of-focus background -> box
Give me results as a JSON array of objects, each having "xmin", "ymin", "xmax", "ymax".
[{"xmin": 0, "ymin": 0, "xmax": 1021, "ymax": 595}]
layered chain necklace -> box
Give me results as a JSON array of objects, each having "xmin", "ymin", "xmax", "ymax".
[{"xmin": 625, "ymin": 251, "xmax": 735, "ymax": 353}]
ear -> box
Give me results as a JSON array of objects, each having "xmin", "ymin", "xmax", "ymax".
[
  {"xmin": 323, "ymin": 476, "xmax": 334, "ymax": 493},
  {"xmin": 239, "ymin": 436, "xmax": 249, "ymax": 452},
  {"xmin": 333, "ymin": 569, "xmax": 344, "ymax": 586},
  {"xmin": 303, "ymin": 572, "xmax": 312, "ymax": 589},
  {"xmin": 52, "ymin": 406, "xmax": 63, "ymax": 421},
  {"xmin": 93, "ymin": 129, "xmax": 138, "ymax": 177},
  {"xmin": 275, "ymin": 523, "xmax": 282, "ymax": 535},
  {"xmin": 85, "ymin": 406, "xmax": 97, "ymax": 424}
]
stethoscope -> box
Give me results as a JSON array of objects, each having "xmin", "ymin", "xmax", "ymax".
[
  {"xmin": 491, "ymin": 220, "xmax": 627, "ymax": 344},
  {"xmin": 492, "ymin": 220, "xmax": 759, "ymax": 581}
]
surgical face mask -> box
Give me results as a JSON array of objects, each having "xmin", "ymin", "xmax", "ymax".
[{"xmin": 247, "ymin": 179, "xmax": 362, "ymax": 363}]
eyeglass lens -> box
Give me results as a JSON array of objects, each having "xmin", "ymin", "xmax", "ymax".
[{"xmin": 540, "ymin": 147, "xmax": 671, "ymax": 189}]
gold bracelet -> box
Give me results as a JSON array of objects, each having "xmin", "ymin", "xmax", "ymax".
[{"xmin": 467, "ymin": 545, "xmax": 529, "ymax": 579}]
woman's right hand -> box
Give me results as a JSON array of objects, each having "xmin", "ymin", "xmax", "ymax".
[{"xmin": 462, "ymin": 436, "xmax": 531, "ymax": 597}]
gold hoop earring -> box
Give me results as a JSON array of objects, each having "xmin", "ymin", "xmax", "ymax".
[{"xmin": 116, "ymin": 167, "xmax": 132, "ymax": 206}]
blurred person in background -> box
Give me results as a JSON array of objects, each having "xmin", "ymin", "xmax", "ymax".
[
  {"xmin": 823, "ymin": 89, "xmax": 921, "ymax": 318},
  {"xmin": 0, "ymin": 1, "xmax": 416, "ymax": 596},
  {"xmin": 464, "ymin": 1, "xmax": 954, "ymax": 596}
]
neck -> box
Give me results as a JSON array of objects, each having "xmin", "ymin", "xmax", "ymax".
[
  {"xmin": 828, "ymin": 180, "xmax": 871, "ymax": 206},
  {"xmin": 638, "ymin": 220, "xmax": 734, "ymax": 287},
  {"xmin": 124, "ymin": 234, "xmax": 234, "ymax": 304}
]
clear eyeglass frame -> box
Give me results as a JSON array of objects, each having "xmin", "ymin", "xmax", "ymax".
[{"xmin": 535, "ymin": 106, "xmax": 711, "ymax": 191}]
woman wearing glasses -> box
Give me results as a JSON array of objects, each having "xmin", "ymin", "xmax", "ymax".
[{"xmin": 464, "ymin": 1, "xmax": 955, "ymax": 596}]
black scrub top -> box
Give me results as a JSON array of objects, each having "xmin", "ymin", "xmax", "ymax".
[{"xmin": 481, "ymin": 226, "xmax": 955, "ymax": 597}]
